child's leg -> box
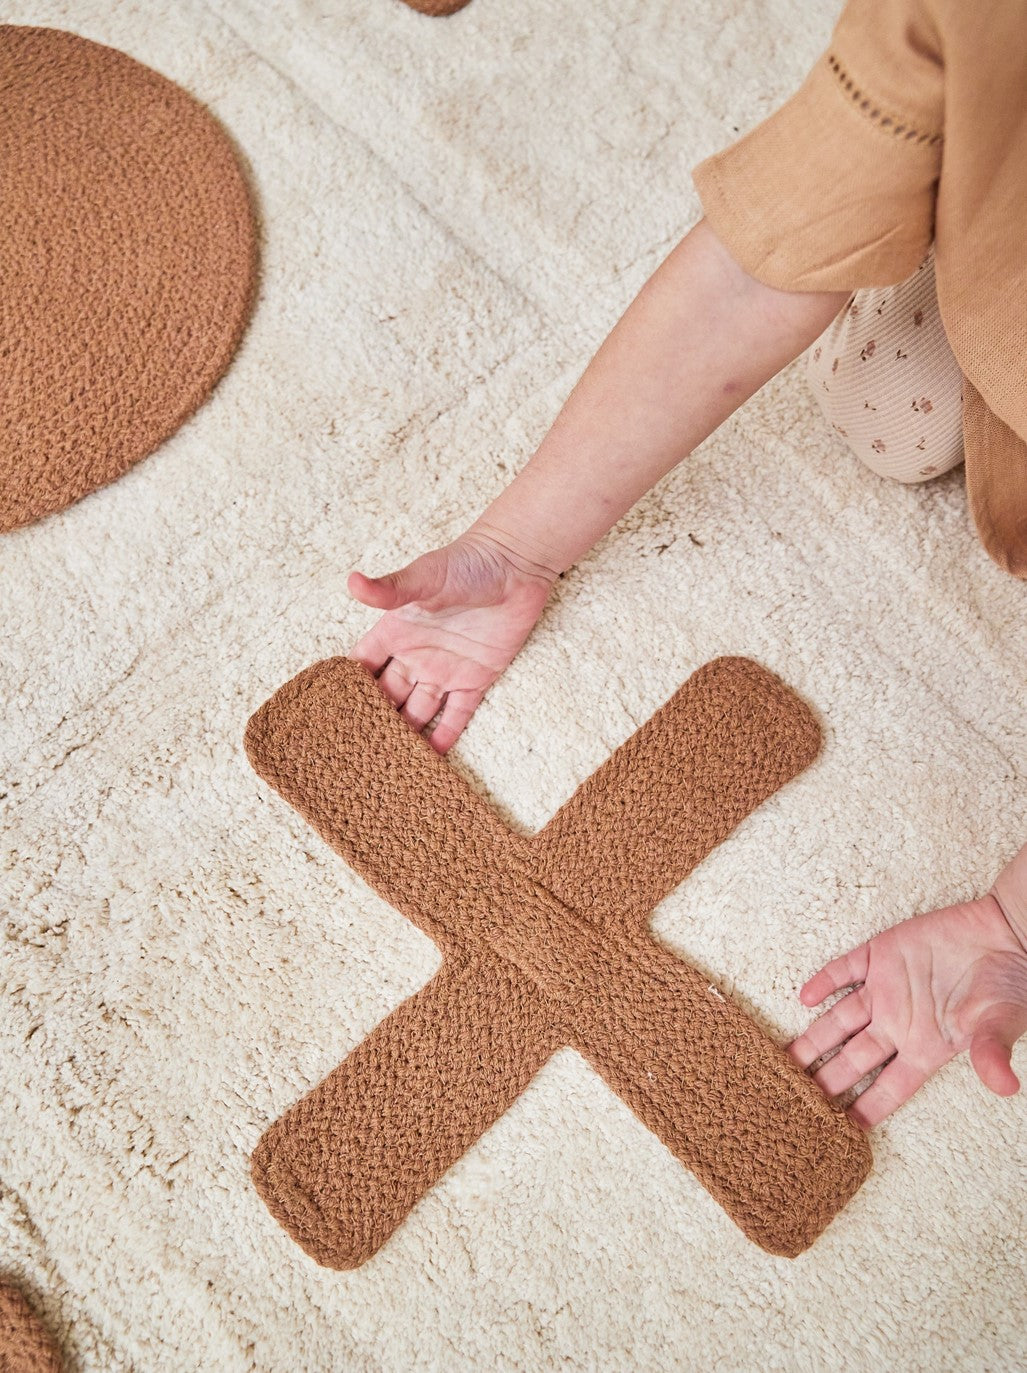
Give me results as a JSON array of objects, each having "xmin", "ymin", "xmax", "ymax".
[{"xmin": 804, "ymin": 244, "xmax": 964, "ymax": 483}]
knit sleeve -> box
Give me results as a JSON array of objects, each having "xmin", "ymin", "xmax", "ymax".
[{"xmin": 691, "ymin": 0, "xmax": 944, "ymax": 291}]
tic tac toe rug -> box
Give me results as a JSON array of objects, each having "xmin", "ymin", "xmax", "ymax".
[
  {"xmin": 2, "ymin": 0, "xmax": 1025, "ymax": 1369},
  {"xmin": 0, "ymin": 26, "xmax": 258, "ymax": 534},
  {"xmin": 244, "ymin": 655, "xmax": 871, "ymax": 1265}
]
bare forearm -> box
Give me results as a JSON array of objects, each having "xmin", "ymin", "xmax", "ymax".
[
  {"xmin": 465, "ymin": 216, "xmax": 850, "ymax": 576},
  {"xmin": 991, "ymin": 840, "xmax": 1027, "ymax": 953}
]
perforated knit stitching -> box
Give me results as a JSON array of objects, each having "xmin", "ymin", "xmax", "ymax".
[{"xmin": 827, "ymin": 52, "xmax": 943, "ymax": 146}]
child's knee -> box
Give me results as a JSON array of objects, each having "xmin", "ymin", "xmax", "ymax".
[{"xmin": 853, "ymin": 444, "xmax": 964, "ymax": 485}]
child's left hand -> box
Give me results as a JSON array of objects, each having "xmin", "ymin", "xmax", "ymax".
[{"xmin": 786, "ymin": 894, "xmax": 1027, "ymax": 1129}]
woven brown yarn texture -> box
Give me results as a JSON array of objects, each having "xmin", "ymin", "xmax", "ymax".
[
  {"xmin": 0, "ymin": 26, "xmax": 259, "ymax": 534},
  {"xmin": 0, "ymin": 1284, "xmax": 61, "ymax": 1373},
  {"xmin": 399, "ymin": 0, "xmax": 473, "ymax": 14},
  {"xmin": 244, "ymin": 656, "xmax": 872, "ymax": 1267}
]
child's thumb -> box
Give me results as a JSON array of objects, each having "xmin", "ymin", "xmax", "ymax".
[
  {"xmin": 969, "ymin": 1021, "xmax": 1023, "ymax": 1097},
  {"xmin": 347, "ymin": 553, "xmax": 442, "ymax": 610}
]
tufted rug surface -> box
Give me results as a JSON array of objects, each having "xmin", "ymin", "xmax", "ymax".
[{"xmin": 0, "ymin": 1, "xmax": 1024, "ymax": 1369}]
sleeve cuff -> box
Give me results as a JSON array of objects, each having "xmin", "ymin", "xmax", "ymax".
[{"xmin": 691, "ymin": 51, "xmax": 941, "ymax": 293}]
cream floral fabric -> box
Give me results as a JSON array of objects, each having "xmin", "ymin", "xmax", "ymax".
[{"xmin": 806, "ymin": 244, "xmax": 965, "ymax": 483}]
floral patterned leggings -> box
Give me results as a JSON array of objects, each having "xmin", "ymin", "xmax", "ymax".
[{"xmin": 804, "ymin": 242, "xmax": 965, "ymax": 483}]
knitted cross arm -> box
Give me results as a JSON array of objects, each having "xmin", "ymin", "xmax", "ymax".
[
  {"xmin": 243, "ymin": 655, "xmax": 872, "ymax": 1266},
  {"xmin": 0, "ymin": 1282, "xmax": 62, "ymax": 1373}
]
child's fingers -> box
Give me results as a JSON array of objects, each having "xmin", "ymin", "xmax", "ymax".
[
  {"xmin": 375, "ymin": 658, "xmax": 417, "ymax": 711},
  {"xmin": 399, "ymin": 681, "xmax": 446, "ymax": 733},
  {"xmin": 345, "ymin": 628, "xmax": 390, "ymax": 676},
  {"xmin": 786, "ymin": 984, "xmax": 871, "ymax": 1069},
  {"xmin": 426, "ymin": 688, "xmax": 484, "ymax": 756},
  {"xmin": 810, "ymin": 1024, "xmax": 894, "ymax": 1097},
  {"xmin": 798, "ymin": 941, "xmax": 870, "ymax": 1005},
  {"xmin": 846, "ymin": 1053, "xmax": 927, "ymax": 1130}
]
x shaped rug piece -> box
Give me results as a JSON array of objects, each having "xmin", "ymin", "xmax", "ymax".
[
  {"xmin": 0, "ymin": 1282, "xmax": 61, "ymax": 1373},
  {"xmin": 244, "ymin": 655, "xmax": 872, "ymax": 1266}
]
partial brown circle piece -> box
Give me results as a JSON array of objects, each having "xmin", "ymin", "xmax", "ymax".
[
  {"xmin": 399, "ymin": 0, "xmax": 474, "ymax": 14},
  {"xmin": 0, "ymin": 1283, "xmax": 62, "ymax": 1373},
  {"xmin": 0, "ymin": 26, "xmax": 259, "ymax": 534}
]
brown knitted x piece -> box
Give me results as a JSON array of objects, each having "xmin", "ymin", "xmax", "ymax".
[
  {"xmin": 0, "ymin": 27, "xmax": 258, "ymax": 534},
  {"xmin": 244, "ymin": 655, "xmax": 872, "ymax": 1267},
  {"xmin": 0, "ymin": 1283, "xmax": 61, "ymax": 1373}
]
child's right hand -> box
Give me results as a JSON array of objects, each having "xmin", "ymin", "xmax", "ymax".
[{"xmin": 346, "ymin": 528, "xmax": 560, "ymax": 754}]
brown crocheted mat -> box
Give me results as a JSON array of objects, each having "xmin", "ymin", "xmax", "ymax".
[
  {"xmin": 0, "ymin": 1283, "xmax": 61, "ymax": 1373},
  {"xmin": 399, "ymin": 0, "xmax": 473, "ymax": 14},
  {"xmin": 244, "ymin": 656, "xmax": 872, "ymax": 1266},
  {"xmin": 0, "ymin": 26, "xmax": 258, "ymax": 534}
]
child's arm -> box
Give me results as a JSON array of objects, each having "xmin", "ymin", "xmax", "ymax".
[
  {"xmin": 464, "ymin": 215, "xmax": 852, "ymax": 575},
  {"xmin": 348, "ymin": 216, "xmax": 851, "ymax": 752},
  {"xmin": 992, "ymin": 840, "xmax": 1027, "ymax": 953}
]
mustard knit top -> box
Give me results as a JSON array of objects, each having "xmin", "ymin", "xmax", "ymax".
[{"xmin": 691, "ymin": 0, "xmax": 1027, "ymax": 579}]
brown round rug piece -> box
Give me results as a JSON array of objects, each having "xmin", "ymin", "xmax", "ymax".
[
  {"xmin": 400, "ymin": 0, "xmax": 474, "ymax": 14},
  {"xmin": 0, "ymin": 1283, "xmax": 61, "ymax": 1373},
  {"xmin": 0, "ymin": 26, "xmax": 259, "ymax": 534}
]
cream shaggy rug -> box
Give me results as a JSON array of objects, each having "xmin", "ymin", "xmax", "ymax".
[{"xmin": 1, "ymin": 0, "xmax": 1025, "ymax": 1369}]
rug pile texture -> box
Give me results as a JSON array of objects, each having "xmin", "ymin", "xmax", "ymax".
[{"xmin": 1, "ymin": 1, "xmax": 1024, "ymax": 1369}]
